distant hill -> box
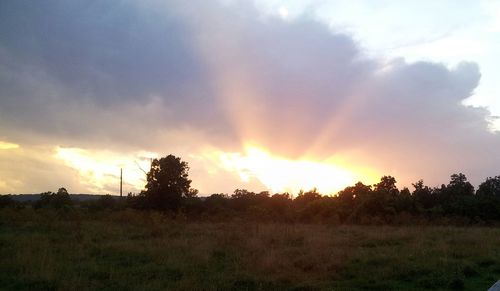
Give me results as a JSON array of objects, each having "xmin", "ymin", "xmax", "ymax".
[{"xmin": 5, "ymin": 194, "xmax": 125, "ymax": 202}]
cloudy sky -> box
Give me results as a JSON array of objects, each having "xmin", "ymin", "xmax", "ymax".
[{"xmin": 1, "ymin": 0, "xmax": 499, "ymax": 195}]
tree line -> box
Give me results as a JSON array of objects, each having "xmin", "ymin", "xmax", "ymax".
[{"xmin": 1, "ymin": 154, "xmax": 500, "ymax": 224}]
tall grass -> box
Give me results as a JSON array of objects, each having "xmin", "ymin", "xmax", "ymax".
[{"xmin": 1, "ymin": 209, "xmax": 499, "ymax": 290}]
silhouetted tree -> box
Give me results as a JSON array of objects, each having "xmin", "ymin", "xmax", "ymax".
[
  {"xmin": 142, "ymin": 155, "xmax": 195, "ymax": 211},
  {"xmin": 231, "ymin": 189, "xmax": 253, "ymax": 198},
  {"xmin": 34, "ymin": 191, "xmax": 53, "ymax": 209},
  {"xmin": 437, "ymin": 174, "xmax": 476, "ymax": 217},
  {"xmin": 476, "ymin": 176, "xmax": 500, "ymax": 220},
  {"xmin": 34, "ymin": 188, "xmax": 72, "ymax": 209},
  {"xmin": 336, "ymin": 183, "xmax": 361, "ymax": 221},
  {"xmin": 77, "ymin": 168, "xmax": 500, "ymax": 224},
  {"xmin": 350, "ymin": 181, "xmax": 372, "ymax": 200},
  {"xmin": 447, "ymin": 173, "xmax": 474, "ymax": 196},
  {"xmin": 52, "ymin": 187, "xmax": 72, "ymax": 208},
  {"xmin": 477, "ymin": 176, "xmax": 500, "ymax": 199},
  {"xmin": 294, "ymin": 188, "xmax": 322, "ymax": 206},
  {"xmin": 412, "ymin": 180, "xmax": 435, "ymax": 210},
  {"xmin": 395, "ymin": 187, "xmax": 414, "ymax": 213},
  {"xmin": 374, "ymin": 176, "xmax": 399, "ymax": 196},
  {"xmin": 230, "ymin": 189, "xmax": 257, "ymax": 211},
  {"xmin": 353, "ymin": 176, "xmax": 399, "ymax": 220}
]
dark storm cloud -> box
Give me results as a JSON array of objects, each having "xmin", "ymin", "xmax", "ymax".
[
  {"xmin": 0, "ymin": 1, "xmax": 199, "ymax": 101},
  {"xmin": 0, "ymin": 0, "xmax": 233, "ymax": 148}
]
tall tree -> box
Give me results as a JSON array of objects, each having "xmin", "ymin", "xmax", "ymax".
[
  {"xmin": 412, "ymin": 180, "xmax": 434, "ymax": 209},
  {"xmin": 374, "ymin": 176, "xmax": 399, "ymax": 196},
  {"xmin": 143, "ymin": 155, "xmax": 194, "ymax": 211},
  {"xmin": 477, "ymin": 176, "xmax": 500, "ymax": 199},
  {"xmin": 447, "ymin": 173, "xmax": 474, "ymax": 196},
  {"xmin": 476, "ymin": 176, "xmax": 500, "ymax": 220}
]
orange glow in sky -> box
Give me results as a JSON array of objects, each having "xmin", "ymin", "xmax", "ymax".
[
  {"xmin": 0, "ymin": 141, "xmax": 19, "ymax": 150},
  {"xmin": 52, "ymin": 144, "xmax": 379, "ymax": 195},
  {"xmin": 218, "ymin": 145, "xmax": 378, "ymax": 195}
]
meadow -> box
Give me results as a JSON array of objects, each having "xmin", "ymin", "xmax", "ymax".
[{"xmin": 1, "ymin": 209, "xmax": 500, "ymax": 290}]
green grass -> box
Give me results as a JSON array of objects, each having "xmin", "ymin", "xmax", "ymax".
[{"xmin": 1, "ymin": 209, "xmax": 500, "ymax": 290}]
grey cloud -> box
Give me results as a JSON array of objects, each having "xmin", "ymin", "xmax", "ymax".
[
  {"xmin": 0, "ymin": 0, "xmax": 234, "ymax": 148},
  {"xmin": 1, "ymin": 1, "xmax": 199, "ymax": 101}
]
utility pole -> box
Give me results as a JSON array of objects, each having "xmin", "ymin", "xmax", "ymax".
[{"xmin": 120, "ymin": 168, "xmax": 123, "ymax": 197}]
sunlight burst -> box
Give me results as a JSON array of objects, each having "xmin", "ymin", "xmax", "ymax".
[
  {"xmin": 0, "ymin": 141, "xmax": 19, "ymax": 150},
  {"xmin": 278, "ymin": 6, "xmax": 289, "ymax": 19},
  {"xmin": 219, "ymin": 145, "xmax": 371, "ymax": 195}
]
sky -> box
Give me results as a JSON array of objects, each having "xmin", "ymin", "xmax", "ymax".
[{"xmin": 0, "ymin": 0, "xmax": 499, "ymax": 195}]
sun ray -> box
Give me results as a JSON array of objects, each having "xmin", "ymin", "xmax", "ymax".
[{"xmin": 218, "ymin": 144, "xmax": 378, "ymax": 195}]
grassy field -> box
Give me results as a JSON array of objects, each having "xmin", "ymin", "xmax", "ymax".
[{"xmin": 1, "ymin": 209, "xmax": 500, "ymax": 290}]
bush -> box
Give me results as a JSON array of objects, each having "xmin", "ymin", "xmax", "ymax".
[
  {"xmin": 0, "ymin": 195, "xmax": 15, "ymax": 208},
  {"xmin": 33, "ymin": 188, "xmax": 72, "ymax": 209}
]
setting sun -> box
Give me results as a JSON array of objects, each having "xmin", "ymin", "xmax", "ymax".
[{"xmin": 219, "ymin": 145, "xmax": 377, "ymax": 195}]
